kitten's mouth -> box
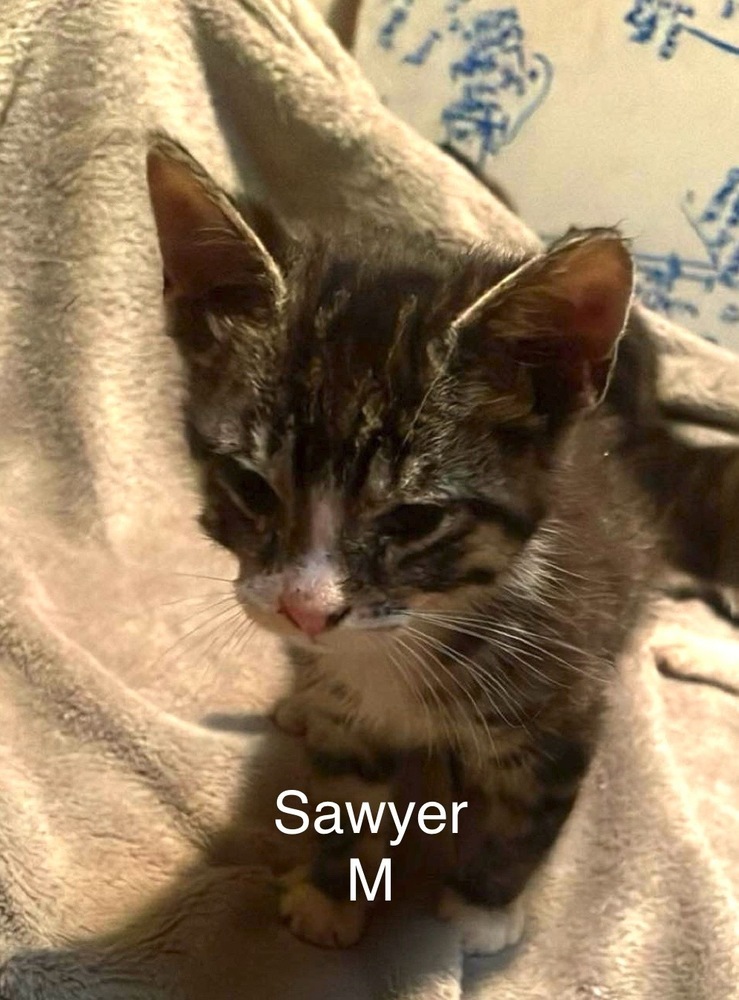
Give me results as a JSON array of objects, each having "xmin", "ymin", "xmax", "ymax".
[
  {"xmin": 234, "ymin": 598, "xmax": 337, "ymax": 648},
  {"xmin": 235, "ymin": 589, "xmax": 408, "ymax": 648}
]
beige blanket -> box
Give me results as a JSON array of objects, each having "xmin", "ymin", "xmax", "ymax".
[{"xmin": 0, "ymin": 1, "xmax": 737, "ymax": 997}]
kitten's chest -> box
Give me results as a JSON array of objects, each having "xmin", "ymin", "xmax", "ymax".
[
  {"xmin": 329, "ymin": 643, "xmax": 432, "ymax": 745},
  {"xmin": 310, "ymin": 641, "xmax": 512, "ymax": 754}
]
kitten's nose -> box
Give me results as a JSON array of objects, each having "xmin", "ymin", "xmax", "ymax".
[{"xmin": 277, "ymin": 593, "xmax": 330, "ymax": 638}]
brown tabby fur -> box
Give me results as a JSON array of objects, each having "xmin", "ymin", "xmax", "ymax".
[{"xmin": 147, "ymin": 135, "xmax": 738, "ymax": 951}]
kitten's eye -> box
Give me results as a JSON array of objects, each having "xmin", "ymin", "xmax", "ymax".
[
  {"xmin": 216, "ymin": 459, "xmax": 278, "ymax": 518},
  {"xmin": 376, "ymin": 503, "xmax": 446, "ymax": 542}
]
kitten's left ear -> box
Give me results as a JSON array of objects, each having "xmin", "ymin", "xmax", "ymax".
[
  {"xmin": 146, "ymin": 135, "xmax": 285, "ymax": 314},
  {"xmin": 454, "ymin": 229, "xmax": 634, "ymax": 415}
]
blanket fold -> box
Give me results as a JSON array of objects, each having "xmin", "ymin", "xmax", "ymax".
[{"xmin": 0, "ymin": 1, "xmax": 737, "ymax": 998}]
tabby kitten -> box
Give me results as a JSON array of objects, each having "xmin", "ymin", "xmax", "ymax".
[{"xmin": 147, "ymin": 137, "xmax": 657, "ymax": 954}]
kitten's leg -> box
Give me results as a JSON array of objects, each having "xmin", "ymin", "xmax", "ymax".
[
  {"xmin": 440, "ymin": 732, "xmax": 590, "ymax": 955},
  {"xmin": 271, "ymin": 662, "xmax": 323, "ymax": 737},
  {"xmin": 271, "ymin": 693, "xmax": 309, "ymax": 736},
  {"xmin": 278, "ymin": 711, "xmax": 398, "ymax": 948}
]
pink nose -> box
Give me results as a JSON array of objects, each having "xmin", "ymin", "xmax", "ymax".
[{"xmin": 278, "ymin": 595, "xmax": 329, "ymax": 638}]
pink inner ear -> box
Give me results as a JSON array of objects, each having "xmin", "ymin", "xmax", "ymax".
[
  {"xmin": 147, "ymin": 152, "xmax": 249, "ymax": 298},
  {"xmin": 568, "ymin": 288, "xmax": 625, "ymax": 359},
  {"xmin": 452, "ymin": 230, "xmax": 634, "ymax": 415},
  {"xmin": 557, "ymin": 241, "xmax": 634, "ymax": 362}
]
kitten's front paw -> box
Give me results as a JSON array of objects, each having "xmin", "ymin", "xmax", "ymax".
[
  {"xmin": 278, "ymin": 866, "xmax": 367, "ymax": 948},
  {"xmin": 438, "ymin": 887, "xmax": 525, "ymax": 956},
  {"xmin": 271, "ymin": 696, "xmax": 308, "ymax": 736}
]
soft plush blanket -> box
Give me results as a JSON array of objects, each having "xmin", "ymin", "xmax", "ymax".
[{"xmin": 0, "ymin": 1, "xmax": 737, "ymax": 998}]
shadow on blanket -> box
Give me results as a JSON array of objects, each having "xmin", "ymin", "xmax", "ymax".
[{"xmin": 2, "ymin": 710, "xmax": 495, "ymax": 999}]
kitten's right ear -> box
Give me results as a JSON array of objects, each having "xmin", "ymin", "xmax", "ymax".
[{"xmin": 146, "ymin": 137, "xmax": 285, "ymax": 315}]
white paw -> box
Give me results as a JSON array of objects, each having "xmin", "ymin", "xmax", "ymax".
[
  {"xmin": 278, "ymin": 866, "xmax": 368, "ymax": 948},
  {"xmin": 271, "ymin": 696, "xmax": 308, "ymax": 736},
  {"xmin": 438, "ymin": 887, "xmax": 525, "ymax": 955}
]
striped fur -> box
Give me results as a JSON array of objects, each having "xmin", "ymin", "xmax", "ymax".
[{"xmin": 147, "ymin": 137, "xmax": 739, "ymax": 952}]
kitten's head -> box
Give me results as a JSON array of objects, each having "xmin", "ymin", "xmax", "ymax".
[{"xmin": 147, "ymin": 138, "xmax": 633, "ymax": 650}]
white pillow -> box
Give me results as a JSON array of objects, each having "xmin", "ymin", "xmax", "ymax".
[{"xmin": 356, "ymin": 0, "xmax": 739, "ymax": 353}]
